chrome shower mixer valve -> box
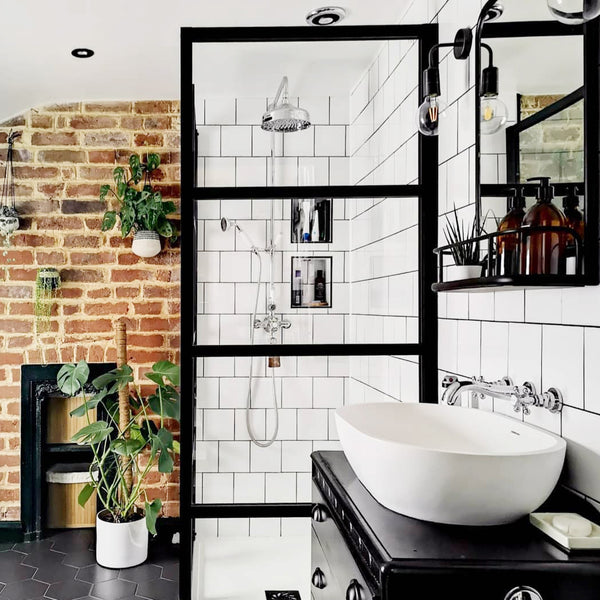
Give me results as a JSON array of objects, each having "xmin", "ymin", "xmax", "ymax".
[
  {"xmin": 442, "ymin": 375, "xmax": 563, "ymax": 415},
  {"xmin": 254, "ymin": 303, "xmax": 291, "ymax": 343}
]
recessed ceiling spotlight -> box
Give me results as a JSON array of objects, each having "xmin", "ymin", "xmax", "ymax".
[
  {"xmin": 306, "ymin": 6, "xmax": 346, "ymax": 26},
  {"xmin": 71, "ymin": 48, "xmax": 94, "ymax": 58}
]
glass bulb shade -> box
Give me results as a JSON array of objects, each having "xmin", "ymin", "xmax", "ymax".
[
  {"xmin": 547, "ymin": 0, "xmax": 600, "ymax": 23},
  {"xmin": 417, "ymin": 95, "xmax": 447, "ymax": 137},
  {"xmin": 480, "ymin": 95, "xmax": 508, "ymax": 135}
]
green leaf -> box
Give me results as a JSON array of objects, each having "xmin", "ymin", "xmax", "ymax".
[
  {"xmin": 145, "ymin": 498, "xmax": 162, "ymax": 535},
  {"xmin": 147, "ymin": 387, "xmax": 180, "ymax": 420},
  {"xmin": 72, "ymin": 421, "xmax": 113, "ymax": 445},
  {"xmin": 99, "ymin": 184, "xmax": 111, "ymax": 201},
  {"xmin": 113, "ymin": 167, "xmax": 125, "ymax": 186},
  {"xmin": 92, "ymin": 365, "xmax": 133, "ymax": 394},
  {"xmin": 149, "ymin": 361, "xmax": 180, "ymax": 386},
  {"xmin": 146, "ymin": 153, "xmax": 160, "ymax": 171},
  {"xmin": 110, "ymin": 437, "xmax": 146, "ymax": 456},
  {"xmin": 78, "ymin": 482, "xmax": 96, "ymax": 508},
  {"xmin": 129, "ymin": 154, "xmax": 141, "ymax": 171},
  {"xmin": 156, "ymin": 218, "xmax": 173, "ymax": 239},
  {"xmin": 161, "ymin": 201, "xmax": 176, "ymax": 215},
  {"xmin": 151, "ymin": 428, "xmax": 175, "ymax": 473},
  {"xmin": 69, "ymin": 389, "xmax": 107, "ymax": 417},
  {"xmin": 172, "ymin": 440, "xmax": 180, "ymax": 454},
  {"xmin": 57, "ymin": 360, "xmax": 90, "ymax": 396},
  {"xmin": 101, "ymin": 211, "xmax": 117, "ymax": 231}
]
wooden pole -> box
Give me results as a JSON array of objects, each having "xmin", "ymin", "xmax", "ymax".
[{"xmin": 116, "ymin": 319, "xmax": 133, "ymax": 495}]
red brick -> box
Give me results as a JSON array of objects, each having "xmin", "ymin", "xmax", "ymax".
[
  {"xmin": 8, "ymin": 269, "xmax": 37, "ymax": 282},
  {"xmin": 83, "ymin": 132, "xmax": 130, "ymax": 147},
  {"xmin": 133, "ymin": 302, "xmax": 163, "ymax": 315},
  {"xmin": 43, "ymin": 102, "xmax": 81, "ymax": 112},
  {"xmin": 0, "ymin": 320, "xmax": 30, "ymax": 334},
  {"xmin": 37, "ymin": 149, "xmax": 86, "ymax": 163},
  {"xmin": 0, "ymin": 488, "xmax": 19, "ymax": 501},
  {"xmin": 65, "ymin": 183, "xmax": 101, "ymax": 198},
  {"xmin": 134, "ymin": 101, "xmax": 172, "ymax": 114},
  {"xmin": 118, "ymin": 253, "xmax": 140, "ymax": 265},
  {"xmin": 88, "ymin": 150, "xmax": 116, "ymax": 163},
  {"xmin": 121, "ymin": 116, "xmax": 144, "ymax": 129},
  {"xmin": 60, "ymin": 269, "xmax": 104, "ymax": 283},
  {"xmin": 0, "ymin": 286, "xmax": 31, "ymax": 299},
  {"xmin": 7, "ymin": 472, "xmax": 19, "ymax": 484},
  {"xmin": 89, "ymin": 345, "xmax": 105, "ymax": 363},
  {"xmin": 36, "ymin": 216, "xmax": 83, "ymax": 229},
  {"xmin": 139, "ymin": 318, "xmax": 172, "ymax": 331},
  {"xmin": 65, "ymin": 319, "xmax": 113, "ymax": 334},
  {"xmin": 128, "ymin": 334, "xmax": 164, "ymax": 347},
  {"xmin": 14, "ymin": 166, "xmax": 60, "ymax": 178},
  {"xmin": 32, "ymin": 132, "xmax": 78, "ymax": 146},
  {"xmin": 143, "ymin": 285, "xmax": 167, "ymax": 298},
  {"xmin": 129, "ymin": 350, "xmax": 167, "ymax": 364},
  {"xmin": 69, "ymin": 116, "xmax": 118, "ymax": 129},
  {"xmin": 70, "ymin": 251, "xmax": 115, "ymax": 265},
  {"xmin": 8, "ymin": 302, "xmax": 33, "ymax": 315},
  {"xmin": 134, "ymin": 133, "xmax": 164, "ymax": 147},
  {"xmin": 37, "ymin": 183, "xmax": 65, "ymax": 197},
  {"xmin": 62, "ymin": 235, "xmax": 101, "ymax": 248},
  {"xmin": 60, "ymin": 287, "xmax": 84, "ymax": 299},
  {"xmin": 78, "ymin": 166, "xmax": 115, "ymax": 180},
  {"xmin": 111, "ymin": 270, "xmax": 154, "ymax": 282},
  {"xmin": 144, "ymin": 116, "xmax": 171, "ymax": 129},
  {"xmin": 84, "ymin": 101, "xmax": 132, "ymax": 113},
  {"xmin": 31, "ymin": 114, "xmax": 53, "ymax": 128},
  {"xmin": 35, "ymin": 250, "xmax": 66, "ymax": 265},
  {"xmin": 116, "ymin": 287, "xmax": 140, "ymax": 298},
  {"xmin": 10, "ymin": 233, "xmax": 54, "ymax": 247},
  {"xmin": 0, "ymin": 250, "xmax": 33, "ymax": 265},
  {"xmin": 84, "ymin": 302, "xmax": 129, "ymax": 316},
  {"xmin": 87, "ymin": 288, "xmax": 111, "ymax": 299}
]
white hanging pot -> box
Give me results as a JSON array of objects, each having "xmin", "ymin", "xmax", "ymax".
[
  {"xmin": 446, "ymin": 264, "xmax": 482, "ymax": 282},
  {"xmin": 132, "ymin": 230, "xmax": 161, "ymax": 258},
  {"xmin": 96, "ymin": 510, "xmax": 148, "ymax": 568},
  {"xmin": 0, "ymin": 207, "xmax": 19, "ymax": 237}
]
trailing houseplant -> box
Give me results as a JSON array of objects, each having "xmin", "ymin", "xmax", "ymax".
[
  {"xmin": 100, "ymin": 153, "xmax": 177, "ymax": 258},
  {"xmin": 56, "ymin": 359, "xmax": 180, "ymax": 568},
  {"xmin": 443, "ymin": 206, "xmax": 485, "ymax": 281},
  {"xmin": 34, "ymin": 267, "xmax": 61, "ymax": 334}
]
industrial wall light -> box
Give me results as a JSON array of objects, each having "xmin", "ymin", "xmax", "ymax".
[
  {"xmin": 479, "ymin": 43, "xmax": 508, "ymax": 135},
  {"xmin": 416, "ymin": 28, "xmax": 473, "ymax": 136},
  {"xmin": 547, "ymin": 0, "xmax": 600, "ymax": 23}
]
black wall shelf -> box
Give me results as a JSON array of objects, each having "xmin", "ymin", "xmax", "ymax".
[{"xmin": 433, "ymin": 274, "xmax": 587, "ymax": 293}]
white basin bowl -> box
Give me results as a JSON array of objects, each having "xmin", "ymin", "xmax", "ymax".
[{"xmin": 336, "ymin": 402, "xmax": 566, "ymax": 526}]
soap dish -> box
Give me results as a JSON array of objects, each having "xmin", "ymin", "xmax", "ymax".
[{"xmin": 530, "ymin": 512, "xmax": 600, "ymax": 552}]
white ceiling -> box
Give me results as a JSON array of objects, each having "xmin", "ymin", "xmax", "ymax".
[{"xmin": 0, "ymin": 0, "xmax": 411, "ymax": 119}]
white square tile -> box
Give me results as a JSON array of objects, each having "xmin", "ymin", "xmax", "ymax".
[
  {"xmin": 284, "ymin": 128, "xmax": 314, "ymax": 157},
  {"xmin": 197, "ymin": 252, "xmax": 220, "ymax": 282},
  {"xmin": 542, "ymin": 325, "xmax": 583, "ymax": 409},
  {"xmin": 203, "ymin": 409, "xmax": 235, "ymax": 441},
  {"xmin": 298, "ymin": 157, "xmax": 329, "ymax": 185},
  {"xmin": 220, "ymin": 315, "xmax": 252, "ymax": 345},
  {"xmin": 252, "ymin": 126, "xmax": 272, "ymax": 157},
  {"xmin": 220, "ymin": 198, "xmax": 252, "ymax": 220},
  {"xmin": 313, "ymin": 378, "xmax": 344, "ymax": 408},
  {"xmin": 196, "ymin": 126, "xmax": 221, "ymax": 157},
  {"xmin": 204, "ymin": 357, "xmax": 234, "ymax": 377},
  {"xmin": 330, "ymin": 96, "xmax": 349, "ymax": 125},
  {"xmin": 438, "ymin": 319, "xmax": 458, "ymax": 374},
  {"xmin": 195, "ymin": 441, "xmax": 218, "ymax": 473},
  {"xmin": 508, "ymin": 323, "xmax": 542, "ymax": 391},
  {"xmin": 218, "ymin": 518, "xmax": 249, "ymax": 537},
  {"xmin": 219, "ymin": 441, "xmax": 250, "ymax": 472},
  {"xmin": 282, "ymin": 377, "xmax": 313, "ymax": 408},
  {"xmin": 456, "ymin": 320, "xmax": 481, "ymax": 378},
  {"xmin": 236, "ymin": 98, "xmax": 267, "ymax": 125},
  {"xmin": 249, "ymin": 518, "xmax": 281, "ymax": 537},
  {"xmin": 525, "ymin": 289, "xmax": 562, "ymax": 324},
  {"xmin": 250, "ymin": 441, "xmax": 282, "ymax": 472},
  {"xmin": 205, "ymin": 157, "xmax": 236, "ymax": 187},
  {"xmin": 219, "ymin": 378, "xmax": 248, "ymax": 408},
  {"xmin": 297, "ymin": 356, "xmax": 328, "ymax": 377},
  {"xmin": 495, "ymin": 290, "xmax": 525, "ymax": 322},
  {"xmin": 221, "ymin": 253, "xmax": 251, "ymax": 283},
  {"xmin": 481, "ymin": 322, "xmax": 509, "ymax": 380},
  {"xmin": 268, "ymin": 408, "xmax": 297, "ymax": 441},
  {"xmin": 235, "ymin": 409, "xmax": 265, "ymax": 441},
  {"xmin": 236, "ymin": 157, "xmax": 267, "ymax": 187},
  {"xmin": 234, "ymin": 473, "xmax": 264, "ymax": 503},
  {"xmin": 281, "ymin": 518, "xmax": 310, "ymax": 537},
  {"xmin": 584, "ymin": 328, "xmax": 600, "ymax": 414},
  {"xmin": 296, "ymin": 473, "xmax": 312, "ymax": 501},
  {"xmin": 196, "ymin": 377, "xmax": 219, "ymax": 408},
  {"xmin": 203, "ymin": 473, "xmax": 233, "ymax": 503},
  {"xmin": 204, "ymin": 283, "xmax": 234, "ymax": 314},
  {"xmin": 221, "ymin": 126, "xmax": 252, "ymax": 157},
  {"xmin": 297, "ymin": 409, "xmax": 328, "ymax": 440},
  {"xmin": 313, "ymin": 315, "xmax": 345, "ymax": 344},
  {"xmin": 205, "ymin": 98, "xmax": 235, "ymax": 124},
  {"xmin": 196, "ymin": 315, "xmax": 219, "ymax": 345},
  {"xmin": 265, "ymin": 473, "xmax": 297, "ymax": 503},
  {"xmin": 315, "ymin": 126, "xmax": 346, "ymax": 157},
  {"xmin": 282, "ymin": 441, "xmax": 312, "ymax": 473}
]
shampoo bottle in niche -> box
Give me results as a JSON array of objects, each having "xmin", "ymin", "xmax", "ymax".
[
  {"xmin": 302, "ymin": 200, "xmax": 311, "ymax": 242},
  {"xmin": 496, "ymin": 187, "xmax": 526, "ymax": 276},
  {"xmin": 314, "ymin": 269, "xmax": 326, "ymax": 304},
  {"xmin": 292, "ymin": 269, "xmax": 303, "ymax": 307},
  {"xmin": 562, "ymin": 185, "xmax": 584, "ymax": 275},
  {"xmin": 520, "ymin": 177, "xmax": 567, "ymax": 275}
]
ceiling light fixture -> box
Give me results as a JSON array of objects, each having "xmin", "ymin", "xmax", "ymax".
[
  {"xmin": 306, "ymin": 7, "xmax": 346, "ymax": 26},
  {"xmin": 71, "ymin": 48, "xmax": 95, "ymax": 58}
]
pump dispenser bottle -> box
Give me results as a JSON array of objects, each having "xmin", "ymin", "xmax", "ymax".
[
  {"xmin": 563, "ymin": 185, "xmax": 584, "ymax": 275},
  {"xmin": 521, "ymin": 177, "xmax": 567, "ymax": 275},
  {"xmin": 497, "ymin": 187, "xmax": 526, "ymax": 276}
]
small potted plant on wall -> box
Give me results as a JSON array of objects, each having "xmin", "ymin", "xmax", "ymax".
[
  {"xmin": 443, "ymin": 206, "xmax": 485, "ymax": 281},
  {"xmin": 56, "ymin": 359, "xmax": 180, "ymax": 568},
  {"xmin": 100, "ymin": 153, "xmax": 177, "ymax": 258}
]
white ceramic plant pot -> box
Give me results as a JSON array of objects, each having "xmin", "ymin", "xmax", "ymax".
[
  {"xmin": 446, "ymin": 264, "xmax": 482, "ymax": 282},
  {"xmin": 0, "ymin": 215, "xmax": 19, "ymax": 236},
  {"xmin": 132, "ymin": 230, "xmax": 161, "ymax": 258},
  {"xmin": 96, "ymin": 510, "xmax": 148, "ymax": 568}
]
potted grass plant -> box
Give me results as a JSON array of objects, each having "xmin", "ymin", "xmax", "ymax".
[
  {"xmin": 100, "ymin": 153, "xmax": 177, "ymax": 258},
  {"xmin": 443, "ymin": 206, "xmax": 485, "ymax": 281},
  {"xmin": 56, "ymin": 359, "xmax": 180, "ymax": 568}
]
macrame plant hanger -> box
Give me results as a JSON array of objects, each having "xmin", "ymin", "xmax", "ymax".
[{"xmin": 0, "ymin": 130, "xmax": 21, "ymax": 241}]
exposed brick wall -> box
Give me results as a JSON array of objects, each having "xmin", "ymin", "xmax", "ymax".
[{"xmin": 0, "ymin": 100, "xmax": 181, "ymax": 521}]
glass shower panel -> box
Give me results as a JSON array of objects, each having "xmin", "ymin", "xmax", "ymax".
[{"xmin": 193, "ymin": 354, "xmax": 420, "ymax": 506}]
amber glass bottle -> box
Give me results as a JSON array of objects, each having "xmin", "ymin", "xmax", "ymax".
[
  {"xmin": 497, "ymin": 188, "xmax": 526, "ymax": 276},
  {"xmin": 520, "ymin": 177, "xmax": 567, "ymax": 275},
  {"xmin": 563, "ymin": 185, "xmax": 585, "ymax": 275}
]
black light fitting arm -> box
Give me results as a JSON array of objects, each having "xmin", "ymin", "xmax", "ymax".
[{"xmin": 480, "ymin": 42, "xmax": 499, "ymax": 97}]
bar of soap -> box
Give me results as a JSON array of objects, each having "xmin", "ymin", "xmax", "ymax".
[{"xmin": 552, "ymin": 514, "xmax": 593, "ymax": 537}]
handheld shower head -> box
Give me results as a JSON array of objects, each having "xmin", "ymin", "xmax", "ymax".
[
  {"xmin": 262, "ymin": 76, "xmax": 311, "ymax": 133},
  {"xmin": 220, "ymin": 218, "xmax": 259, "ymax": 250},
  {"xmin": 220, "ymin": 217, "xmax": 235, "ymax": 232}
]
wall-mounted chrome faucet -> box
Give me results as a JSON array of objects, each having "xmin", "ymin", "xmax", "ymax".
[
  {"xmin": 441, "ymin": 375, "xmax": 563, "ymax": 415},
  {"xmin": 254, "ymin": 302, "xmax": 291, "ymax": 344}
]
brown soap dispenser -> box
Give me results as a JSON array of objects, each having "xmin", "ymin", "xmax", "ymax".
[
  {"xmin": 497, "ymin": 187, "xmax": 526, "ymax": 276},
  {"xmin": 521, "ymin": 177, "xmax": 567, "ymax": 275},
  {"xmin": 563, "ymin": 184, "xmax": 584, "ymax": 275}
]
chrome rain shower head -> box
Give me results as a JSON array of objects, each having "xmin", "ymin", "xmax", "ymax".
[{"xmin": 261, "ymin": 76, "xmax": 311, "ymax": 133}]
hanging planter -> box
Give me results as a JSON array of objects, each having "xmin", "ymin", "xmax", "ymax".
[
  {"xmin": 0, "ymin": 131, "xmax": 21, "ymax": 246},
  {"xmin": 100, "ymin": 153, "xmax": 177, "ymax": 258},
  {"xmin": 34, "ymin": 267, "xmax": 61, "ymax": 334}
]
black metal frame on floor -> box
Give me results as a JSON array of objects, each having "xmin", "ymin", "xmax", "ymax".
[{"xmin": 180, "ymin": 24, "xmax": 439, "ymax": 600}]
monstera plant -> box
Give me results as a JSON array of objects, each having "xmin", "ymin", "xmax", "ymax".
[
  {"xmin": 100, "ymin": 153, "xmax": 177, "ymax": 257},
  {"xmin": 56, "ymin": 359, "xmax": 180, "ymax": 568}
]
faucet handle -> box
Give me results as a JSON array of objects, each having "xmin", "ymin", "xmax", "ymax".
[{"xmin": 442, "ymin": 375, "xmax": 458, "ymax": 389}]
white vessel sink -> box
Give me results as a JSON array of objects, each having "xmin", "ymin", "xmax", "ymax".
[{"xmin": 336, "ymin": 402, "xmax": 566, "ymax": 526}]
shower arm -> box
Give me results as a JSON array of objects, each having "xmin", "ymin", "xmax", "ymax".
[{"xmin": 269, "ymin": 76, "xmax": 289, "ymax": 110}]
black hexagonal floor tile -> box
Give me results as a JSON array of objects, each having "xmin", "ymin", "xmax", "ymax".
[
  {"xmin": 0, "ymin": 578, "xmax": 48, "ymax": 600},
  {"xmin": 118, "ymin": 563, "xmax": 162, "ymax": 584},
  {"xmin": 12, "ymin": 538, "xmax": 53, "ymax": 554},
  {"xmin": 21, "ymin": 548, "xmax": 66, "ymax": 568},
  {"xmin": 49, "ymin": 529, "xmax": 95, "ymax": 553},
  {"xmin": 136, "ymin": 578, "xmax": 178, "ymax": 600},
  {"xmin": 77, "ymin": 564, "xmax": 118, "ymax": 584},
  {"xmin": 0, "ymin": 550, "xmax": 26, "ymax": 565},
  {"xmin": 158, "ymin": 561, "xmax": 178, "ymax": 582},
  {"xmin": 0, "ymin": 562, "xmax": 36, "ymax": 585},
  {"xmin": 45, "ymin": 579, "xmax": 92, "ymax": 600},
  {"xmin": 61, "ymin": 549, "xmax": 96, "ymax": 568},
  {"xmin": 32, "ymin": 562, "xmax": 78, "ymax": 585},
  {"xmin": 91, "ymin": 578, "xmax": 138, "ymax": 600}
]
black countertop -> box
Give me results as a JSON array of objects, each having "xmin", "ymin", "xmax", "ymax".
[{"xmin": 312, "ymin": 450, "xmax": 600, "ymax": 565}]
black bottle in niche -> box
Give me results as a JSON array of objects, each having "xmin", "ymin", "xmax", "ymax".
[{"xmin": 314, "ymin": 270, "xmax": 326, "ymax": 303}]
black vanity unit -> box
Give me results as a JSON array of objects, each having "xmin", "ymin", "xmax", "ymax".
[{"xmin": 311, "ymin": 451, "xmax": 600, "ymax": 600}]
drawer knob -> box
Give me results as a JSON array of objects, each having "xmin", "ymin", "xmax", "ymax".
[
  {"xmin": 311, "ymin": 504, "xmax": 328, "ymax": 523},
  {"xmin": 346, "ymin": 579, "xmax": 363, "ymax": 600},
  {"xmin": 311, "ymin": 567, "xmax": 327, "ymax": 589},
  {"xmin": 504, "ymin": 586, "xmax": 543, "ymax": 600}
]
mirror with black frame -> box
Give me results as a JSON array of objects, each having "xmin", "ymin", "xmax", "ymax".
[{"xmin": 478, "ymin": 28, "xmax": 588, "ymax": 280}]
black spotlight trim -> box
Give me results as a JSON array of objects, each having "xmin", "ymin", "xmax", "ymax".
[
  {"xmin": 71, "ymin": 48, "xmax": 94, "ymax": 58},
  {"xmin": 314, "ymin": 13, "xmax": 341, "ymax": 25}
]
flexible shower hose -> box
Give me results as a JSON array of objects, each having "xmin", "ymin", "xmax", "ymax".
[{"xmin": 246, "ymin": 249, "xmax": 279, "ymax": 447}]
